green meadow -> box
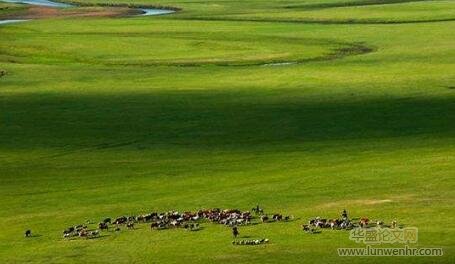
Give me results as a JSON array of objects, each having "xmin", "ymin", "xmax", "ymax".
[{"xmin": 0, "ymin": 0, "xmax": 454, "ymax": 263}]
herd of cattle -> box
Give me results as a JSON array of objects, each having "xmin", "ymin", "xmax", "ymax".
[
  {"xmin": 23, "ymin": 208, "xmax": 398, "ymax": 244},
  {"xmin": 302, "ymin": 209, "xmax": 397, "ymax": 233},
  {"xmin": 60, "ymin": 206, "xmax": 293, "ymax": 241},
  {"xmin": 232, "ymin": 238, "xmax": 269, "ymax": 245}
]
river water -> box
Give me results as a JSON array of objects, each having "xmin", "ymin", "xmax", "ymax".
[{"xmin": 0, "ymin": 0, "xmax": 175, "ymax": 25}]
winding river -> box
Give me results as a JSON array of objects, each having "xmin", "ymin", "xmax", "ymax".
[
  {"xmin": 0, "ymin": 0, "xmax": 175, "ymax": 25},
  {"xmin": 2, "ymin": 0, "xmax": 70, "ymax": 7}
]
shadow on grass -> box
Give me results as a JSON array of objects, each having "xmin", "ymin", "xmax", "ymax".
[
  {"xmin": 1, "ymin": 90, "xmax": 454, "ymax": 153},
  {"xmin": 26, "ymin": 234, "xmax": 42, "ymax": 238},
  {"xmin": 284, "ymin": 0, "xmax": 429, "ymax": 10},
  {"xmin": 185, "ymin": 16, "xmax": 455, "ymax": 25},
  {"xmin": 88, "ymin": 234, "xmax": 109, "ymax": 240}
]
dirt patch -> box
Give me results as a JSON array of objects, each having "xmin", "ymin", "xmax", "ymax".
[
  {"xmin": 319, "ymin": 199, "xmax": 393, "ymax": 208},
  {"xmin": 317, "ymin": 194, "xmax": 418, "ymax": 209},
  {"xmin": 0, "ymin": 5, "xmax": 141, "ymax": 20}
]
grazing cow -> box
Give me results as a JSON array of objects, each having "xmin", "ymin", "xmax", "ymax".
[
  {"xmin": 272, "ymin": 214, "xmax": 283, "ymax": 221},
  {"xmin": 340, "ymin": 220, "xmax": 351, "ymax": 229},
  {"xmin": 150, "ymin": 222, "xmax": 159, "ymax": 230},
  {"xmin": 25, "ymin": 230, "xmax": 31, "ymax": 237},
  {"xmin": 232, "ymin": 227, "xmax": 239, "ymax": 238},
  {"xmin": 126, "ymin": 222, "xmax": 135, "ymax": 229},
  {"xmin": 359, "ymin": 217, "xmax": 369, "ymax": 228},
  {"xmin": 302, "ymin": 224, "xmax": 310, "ymax": 232},
  {"xmin": 88, "ymin": 230, "xmax": 99, "ymax": 238},
  {"xmin": 114, "ymin": 216, "xmax": 127, "ymax": 225},
  {"xmin": 75, "ymin": 225, "xmax": 87, "ymax": 232},
  {"xmin": 64, "ymin": 227, "xmax": 75, "ymax": 234},
  {"xmin": 63, "ymin": 232, "xmax": 74, "ymax": 238},
  {"xmin": 302, "ymin": 224, "xmax": 321, "ymax": 234},
  {"xmin": 261, "ymin": 215, "xmax": 269, "ymax": 223},
  {"xmin": 170, "ymin": 220, "xmax": 180, "ymax": 228},
  {"xmin": 314, "ymin": 218, "xmax": 327, "ymax": 228},
  {"xmin": 232, "ymin": 238, "xmax": 269, "ymax": 245},
  {"xmin": 78, "ymin": 230, "xmax": 88, "ymax": 237},
  {"xmin": 99, "ymin": 222, "xmax": 108, "ymax": 231},
  {"xmin": 143, "ymin": 213, "xmax": 157, "ymax": 222}
]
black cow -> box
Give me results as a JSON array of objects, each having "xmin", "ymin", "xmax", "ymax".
[
  {"xmin": 99, "ymin": 222, "xmax": 109, "ymax": 230},
  {"xmin": 64, "ymin": 227, "xmax": 75, "ymax": 234},
  {"xmin": 114, "ymin": 216, "xmax": 127, "ymax": 225}
]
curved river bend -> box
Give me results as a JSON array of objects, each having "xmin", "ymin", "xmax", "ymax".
[{"xmin": 0, "ymin": 0, "xmax": 175, "ymax": 24}]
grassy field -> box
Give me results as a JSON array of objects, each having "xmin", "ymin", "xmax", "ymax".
[{"xmin": 0, "ymin": 0, "xmax": 454, "ymax": 263}]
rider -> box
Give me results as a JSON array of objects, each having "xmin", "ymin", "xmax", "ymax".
[
  {"xmin": 341, "ymin": 209, "xmax": 348, "ymax": 220},
  {"xmin": 232, "ymin": 226, "xmax": 239, "ymax": 238}
]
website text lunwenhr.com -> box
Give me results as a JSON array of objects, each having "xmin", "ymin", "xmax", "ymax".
[{"xmin": 338, "ymin": 245, "xmax": 443, "ymax": 256}]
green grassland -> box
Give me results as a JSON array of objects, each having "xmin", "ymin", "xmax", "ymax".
[{"xmin": 0, "ymin": 0, "xmax": 454, "ymax": 263}]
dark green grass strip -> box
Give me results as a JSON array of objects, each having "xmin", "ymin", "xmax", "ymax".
[
  {"xmin": 285, "ymin": 0, "xmax": 432, "ymax": 10},
  {"xmin": 182, "ymin": 16, "xmax": 455, "ymax": 25}
]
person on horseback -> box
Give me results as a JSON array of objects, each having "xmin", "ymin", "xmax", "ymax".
[{"xmin": 341, "ymin": 209, "xmax": 348, "ymax": 220}]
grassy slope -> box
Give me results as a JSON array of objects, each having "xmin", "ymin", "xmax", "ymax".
[
  {"xmin": 0, "ymin": 0, "xmax": 454, "ymax": 263},
  {"xmin": 0, "ymin": 2, "xmax": 24, "ymax": 15}
]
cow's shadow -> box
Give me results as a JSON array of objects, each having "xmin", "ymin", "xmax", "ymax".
[{"xmin": 26, "ymin": 234, "xmax": 42, "ymax": 238}]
